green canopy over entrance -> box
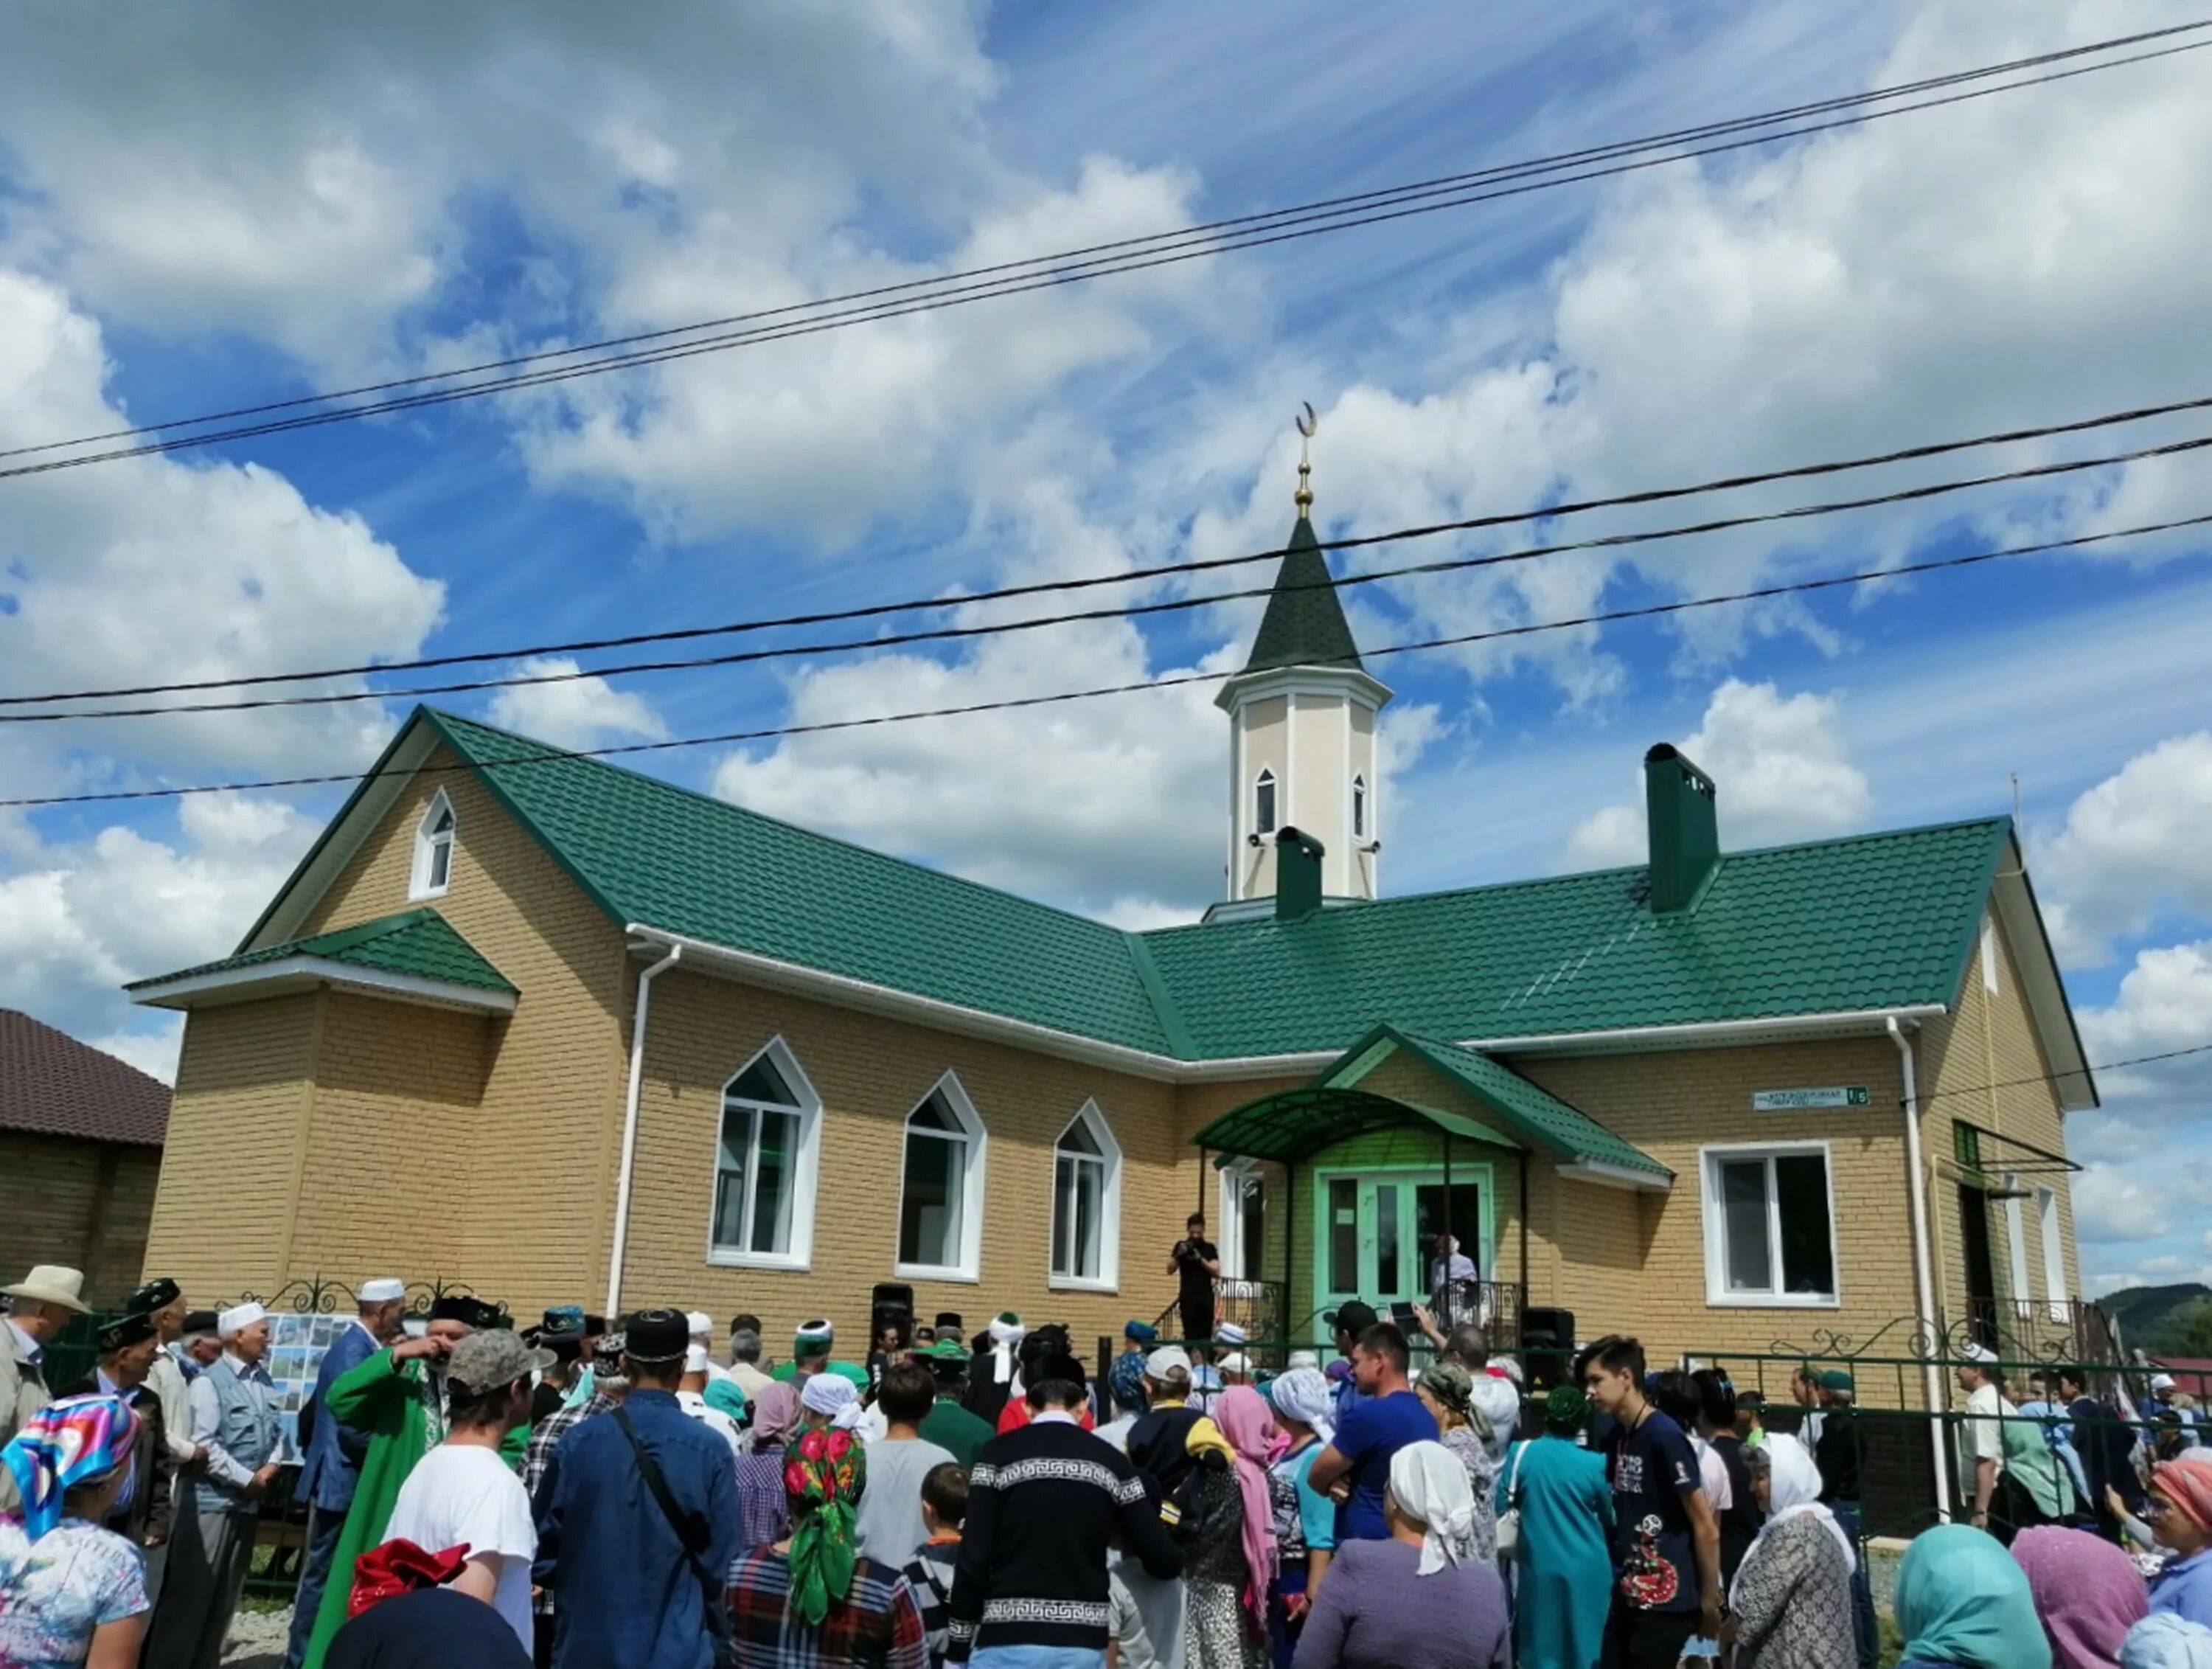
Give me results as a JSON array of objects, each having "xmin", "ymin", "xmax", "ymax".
[{"xmin": 1190, "ymin": 1084, "xmax": 1506, "ymax": 1166}]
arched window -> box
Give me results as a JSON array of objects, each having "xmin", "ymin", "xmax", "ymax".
[
  {"xmin": 711, "ymin": 1038, "xmax": 822, "ymax": 1268},
  {"xmin": 1352, "ymin": 774, "xmax": 1368, "ymax": 841},
  {"xmin": 897, "ymin": 1074, "xmax": 987, "ymax": 1279},
  {"xmin": 1051, "ymin": 1101, "xmax": 1123, "ymax": 1288},
  {"xmin": 1254, "ymin": 768, "xmax": 1278, "ymax": 836},
  {"xmin": 409, "ymin": 790, "xmax": 457, "ymax": 900}
]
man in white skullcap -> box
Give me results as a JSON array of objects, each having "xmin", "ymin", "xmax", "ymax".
[
  {"xmin": 147, "ymin": 1302, "xmax": 293, "ymax": 1669},
  {"xmin": 685, "ymin": 1310, "xmax": 736, "ymax": 1386},
  {"xmin": 281, "ymin": 1278, "xmax": 409, "ymax": 1669}
]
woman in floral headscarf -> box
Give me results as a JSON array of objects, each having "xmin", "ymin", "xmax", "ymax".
[
  {"xmin": 724, "ymin": 1425, "xmax": 929, "ymax": 1669},
  {"xmin": 0, "ymin": 1393, "xmax": 151, "ymax": 1669}
]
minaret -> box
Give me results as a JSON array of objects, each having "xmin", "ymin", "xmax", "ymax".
[{"xmin": 1216, "ymin": 408, "xmax": 1394, "ymax": 904}]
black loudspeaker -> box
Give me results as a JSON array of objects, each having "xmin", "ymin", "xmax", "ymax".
[
  {"xmin": 1522, "ymin": 1305, "xmax": 1576, "ymax": 1392},
  {"xmin": 870, "ymin": 1283, "xmax": 915, "ymax": 1347}
]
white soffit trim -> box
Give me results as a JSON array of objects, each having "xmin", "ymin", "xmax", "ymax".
[
  {"xmin": 1556, "ymin": 1158, "xmax": 1673, "ymax": 1193},
  {"xmin": 250, "ymin": 723, "xmax": 442, "ymax": 951},
  {"xmin": 130, "ymin": 956, "xmax": 516, "ymax": 1016},
  {"xmin": 626, "ymin": 925, "xmax": 1944, "ymax": 1086}
]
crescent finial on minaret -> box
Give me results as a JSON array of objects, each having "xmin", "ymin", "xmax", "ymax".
[{"xmin": 1294, "ymin": 401, "xmax": 1317, "ymax": 518}]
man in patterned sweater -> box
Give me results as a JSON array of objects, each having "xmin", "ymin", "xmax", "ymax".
[{"xmin": 947, "ymin": 1366, "xmax": 1182, "ymax": 1667}]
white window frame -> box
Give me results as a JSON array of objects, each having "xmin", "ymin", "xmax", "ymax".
[
  {"xmin": 705, "ymin": 1036, "xmax": 823, "ymax": 1272},
  {"xmin": 1254, "ymin": 768, "xmax": 1278, "ymax": 836},
  {"xmin": 2003, "ymin": 1172, "xmax": 2031, "ymax": 1305},
  {"xmin": 1982, "ymin": 920, "xmax": 2000, "ymax": 995},
  {"xmin": 1699, "ymin": 1141, "xmax": 1842, "ymax": 1308},
  {"xmin": 2037, "ymin": 1185, "xmax": 2071, "ymax": 1321},
  {"xmin": 894, "ymin": 1072, "xmax": 988, "ymax": 1283},
  {"xmin": 1049, "ymin": 1100, "xmax": 1123, "ymax": 1292},
  {"xmin": 408, "ymin": 788, "xmax": 458, "ymax": 901},
  {"xmin": 1352, "ymin": 774, "xmax": 1368, "ymax": 841},
  {"xmin": 1217, "ymin": 1159, "xmax": 1263, "ymax": 1282}
]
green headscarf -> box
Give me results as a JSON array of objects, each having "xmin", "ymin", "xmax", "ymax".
[
  {"xmin": 1894, "ymin": 1524, "xmax": 2053, "ymax": 1669},
  {"xmin": 783, "ymin": 1426, "xmax": 867, "ymax": 1626}
]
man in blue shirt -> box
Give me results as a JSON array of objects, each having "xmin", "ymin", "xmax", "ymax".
[
  {"xmin": 1585, "ymin": 1335, "xmax": 1720, "ymax": 1669},
  {"xmin": 1307, "ymin": 1321, "xmax": 1437, "ymax": 1540},
  {"xmin": 1324, "ymin": 1302, "xmax": 1379, "ymax": 1425},
  {"xmin": 284, "ymin": 1277, "xmax": 408, "ymax": 1669},
  {"xmin": 534, "ymin": 1308, "xmax": 741, "ymax": 1669}
]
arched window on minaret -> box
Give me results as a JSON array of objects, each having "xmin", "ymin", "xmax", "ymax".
[
  {"xmin": 1352, "ymin": 773, "xmax": 1368, "ymax": 842},
  {"xmin": 1254, "ymin": 768, "xmax": 1278, "ymax": 836}
]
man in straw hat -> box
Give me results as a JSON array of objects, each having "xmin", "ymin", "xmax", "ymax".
[
  {"xmin": 0, "ymin": 1263, "xmax": 89, "ymax": 1509},
  {"xmin": 146, "ymin": 1300, "xmax": 293, "ymax": 1669},
  {"xmin": 299, "ymin": 1293, "xmax": 498, "ymax": 1669},
  {"xmin": 281, "ymin": 1277, "xmax": 409, "ymax": 1669}
]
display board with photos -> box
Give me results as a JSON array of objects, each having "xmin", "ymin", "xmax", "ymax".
[{"xmin": 263, "ymin": 1312, "xmax": 354, "ymax": 1454}]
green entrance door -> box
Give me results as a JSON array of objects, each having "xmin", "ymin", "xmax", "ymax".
[{"xmin": 1316, "ymin": 1170, "xmax": 1487, "ymax": 1314}]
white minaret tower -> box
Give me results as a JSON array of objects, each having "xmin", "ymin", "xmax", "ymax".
[{"xmin": 1217, "ymin": 408, "xmax": 1393, "ymax": 905}]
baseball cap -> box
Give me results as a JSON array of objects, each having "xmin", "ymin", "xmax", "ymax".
[
  {"xmin": 1327, "ymin": 1302, "xmax": 1379, "ymax": 1336},
  {"xmin": 448, "ymin": 1328, "xmax": 555, "ymax": 1393},
  {"xmin": 1145, "ymin": 1345, "xmax": 1193, "ymax": 1381}
]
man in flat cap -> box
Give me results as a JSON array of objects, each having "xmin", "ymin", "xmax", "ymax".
[
  {"xmin": 127, "ymin": 1279, "xmax": 206, "ymax": 1477},
  {"xmin": 147, "ymin": 1301, "xmax": 293, "ymax": 1669},
  {"xmin": 60, "ymin": 1308, "xmax": 180, "ymax": 1603},
  {"xmin": 0, "ymin": 1263, "xmax": 90, "ymax": 1508},
  {"xmin": 281, "ymin": 1277, "xmax": 409, "ymax": 1669},
  {"xmin": 299, "ymin": 1293, "xmax": 494, "ymax": 1668}
]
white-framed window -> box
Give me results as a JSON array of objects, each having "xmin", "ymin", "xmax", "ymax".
[
  {"xmin": 709, "ymin": 1038, "xmax": 822, "ymax": 1270},
  {"xmin": 409, "ymin": 789, "xmax": 457, "ymax": 900},
  {"xmin": 1700, "ymin": 1142, "xmax": 1840, "ymax": 1307},
  {"xmin": 1254, "ymin": 769, "xmax": 1278, "ymax": 836},
  {"xmin": 1352, "ymin": 774, "xmax": 1367, "ymax": 841},
  {"xmin": 1982, "ymin": 920, "xmax": 2000, "ymax": 995},
  {"xmin": 1051, "ymin": 1100, "xmax": 1123, "ymax": 1290},
  {"xmin": 896, "ymin": 1073, "xmax": 987, "ymax": 1281},
  {"xmin": 2003, "ymin": 1173, "xmax": 2031, "ymax": 1304},
  {"xmin": 2037, "ymin": 1185, "xmax": 2071, "ymax": 1319},
  {"xmin": 1218, "ymin": 1160, "xmax": 1265, "ymax": 1282}
]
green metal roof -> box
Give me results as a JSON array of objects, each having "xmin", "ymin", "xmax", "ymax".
[
  {"xmin": 1243, "ymin": 516, "xmax": 1363, "ymax": 673},
  {"xmin": 129, "ymin": 907, "xmax": 514, "ymax": 994},
  {"xmin": 1139, "ymin": 816, "xmax": 2010, "ymax": 1059},
  {"xmin": 1190, "ymin": 1025, "xmax": 1667, "ymax": 1175},
  {"xmin": 197, "ymin": 707, "xmax": 2015, "ymax": 1065},
  {"xmin": 418, "ymin": 711, "xmax": 1179, "ymax": 1055}
]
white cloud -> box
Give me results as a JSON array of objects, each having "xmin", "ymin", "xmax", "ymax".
[
  {"xmin": 1565, "ymin": 678, "xmax": 1868, "ymax": 867},
  {"xmin": 2073, "ymin": 1165, "xmax": 2174, "ymax": 1244},
  {"xmin": 485, "ymin": 658, "xmax": 668, "ymax": 750},
  {"xmin": 2039, "ymin": 734, "xmax": 2212, "ymax": 965},
  {"xmin": 88, "ymin": 1019, "xmax": 185, "ymax": 1087}
]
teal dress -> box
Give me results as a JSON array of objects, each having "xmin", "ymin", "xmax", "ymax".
[{"xmin": 1495, "ymin": 1436, "xmax": 1615, "ymax": 1669}]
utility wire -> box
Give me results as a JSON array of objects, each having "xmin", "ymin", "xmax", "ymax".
[
  {"xmin": 1911, "ymin": 1043, "xmax": 2212, "ymax": 1105},
  {"xmin": 9, "ymin": 384, "xmax": 2212, "ymax": 709},
  {"xmin": 6, "ymin": 18, "xmax": 2200, "ymax": 467},
  {"xmin": 5, "ymin": 31, "xmax": 2207, "ymax": 484},
  {"xmin": 18, "ymin": 425, "xmax": 2212, "ymax": 724},
  {"xmin": 10, "ymin": 506, "xmax": 2206, "ymax": 810}
]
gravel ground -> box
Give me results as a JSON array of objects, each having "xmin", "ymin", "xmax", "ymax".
[{"xmin": 219, "ymin": 1604, "xmax": 291, "ymax": 1668}]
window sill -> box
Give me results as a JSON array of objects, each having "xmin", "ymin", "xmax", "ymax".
[
  {"xmin": 408, "ymin": 884, "xmax": 451, "ymax": 903},
  {"xmin": 1048, "ymin": 1275, "xmax": 1120, "ymax": 1294},
  {"xmin": 707, "ymin": 1249, "xmax": 812, "ymax": 1273},
  {"xmin": 1703, "ymin": 1292, "xmax": 1842, "ymax": 1310},
  {"xmin": 894, "ymin": 1263, "xmax": 979, "ymax": 1285}
]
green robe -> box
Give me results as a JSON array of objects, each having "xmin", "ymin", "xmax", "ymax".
[{"xmin": 302, "ymin": 1349, "xmax": 534, "ymax": 1669}]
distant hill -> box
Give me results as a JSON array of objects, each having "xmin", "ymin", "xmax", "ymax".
[{"xmin": 2105, "ymin": 1282, "xmax": 2212, "ymax": 1354}]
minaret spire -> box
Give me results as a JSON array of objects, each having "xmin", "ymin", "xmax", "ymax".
[{"xmin": 1294, "ymin": 400, "xmax": 1317, "ymax": 520}]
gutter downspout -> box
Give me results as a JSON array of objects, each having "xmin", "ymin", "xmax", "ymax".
[
  {"xmin": 1891, "ymin": 1013, "xmax": 1950, "ymax": 1521},
  {"xmin": 607, "ymin": 943, "xmax": 682, "ymax": 1318}
]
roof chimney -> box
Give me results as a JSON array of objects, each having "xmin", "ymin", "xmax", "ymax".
[
  {"xmin": 1275, "ymin": 827, "xmax": 1326, "ymax": 921},
  {"xmin": 1644, "ymin": 744, "xmax": 1719, "ymax": 915}
]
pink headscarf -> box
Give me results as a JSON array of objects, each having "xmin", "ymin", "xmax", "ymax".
[
  {"xmin": 2011, "ymin": 1525, "xmax": 2147, "ymax": 1669},
  {"xmin": 1214, "ymin": 1387, "xmax": 1281, "ymax": 1631},
  {"xmin": 751, "ymin": 1381, "xmax": 804, "ymax": 1448}
]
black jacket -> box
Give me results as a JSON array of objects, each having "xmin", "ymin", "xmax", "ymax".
[{"xmin": 60, "ymin": 1372, "xmax": 175, "ymax": 1547}]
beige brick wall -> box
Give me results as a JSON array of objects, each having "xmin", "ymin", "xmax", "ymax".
[
  {"xmin": 0, "ymin": 1133, "xmax": 162, "ymax": 1308},
  {"xmin": 144, "ymin": 993, "xmax": 320, "ymax": 1304}
]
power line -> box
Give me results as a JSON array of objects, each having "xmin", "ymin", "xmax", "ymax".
[
  {"xmin": 10, "ymin": 506, "xmax": 2205, "ymax": 810},
  {"xmin": 1913, "ymin": 1043, "xmax": 2212, "ymax": 1105},
  {"xmin": 9, "ymin": 20, "xmax": 2199, "ymax": 468},
  {"xmin": 10, "ymin": 383, "xmax": 2212, "ymax": 709},
  {"xmin": 18, "ymin": 423, "xmax": 2211, "ymax": 724},
  {"xmin": 6, "ymin": 30, "xmax": 2207, "ymax": 484}
]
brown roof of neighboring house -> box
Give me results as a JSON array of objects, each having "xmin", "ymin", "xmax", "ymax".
[{"xmin": 0, "ymin": 1009, "xmax": 170, "ymax": 1148}]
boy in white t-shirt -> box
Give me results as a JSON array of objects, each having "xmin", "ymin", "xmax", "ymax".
[{"xmin": 382, "ymin": 1328, "xmax": 552, "ymax": 1654}]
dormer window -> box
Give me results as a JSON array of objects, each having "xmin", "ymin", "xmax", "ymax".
[
  {"xmin": 1254, "ymin": 769, "xmax": 1278, "ymax": 836},
  {"xmin": 409, "ymin": 791, "xmax": 456, "ymax": 900},
  {"xmin": 1352, "ymin": 774, "xmax": 1367, "ymax": 840}
]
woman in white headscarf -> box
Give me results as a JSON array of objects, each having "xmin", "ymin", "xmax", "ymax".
[
  {"xmin": 1267, "ymin": 1368, "xmax": 1338, "ymax": 1668},
  {"xmin": 1724, "ymin": 1434, "xmax": 1857, "ymax": 1669},
  {"xmin": 799, "ymin": 1373, "xmax": 866, "ymax": 1432},
  {"xmin": 1290, "ymin": 1441, "xmax": 1511, "ymax": 1669}
]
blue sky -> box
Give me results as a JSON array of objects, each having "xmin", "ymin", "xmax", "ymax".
[{"xmin": 2, "ymin": 0, "xmax": 2211, "ymax": 1297}]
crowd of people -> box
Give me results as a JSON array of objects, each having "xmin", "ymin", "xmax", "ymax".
[{"xmin": 8, "ymin": 1252, "xmax": 2212, "ymax": 1669}]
